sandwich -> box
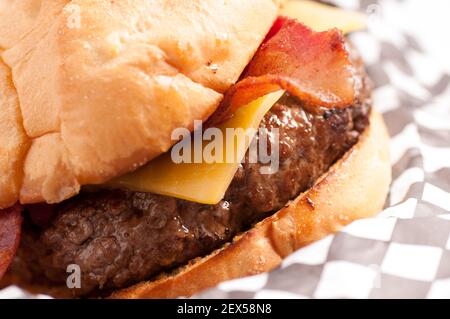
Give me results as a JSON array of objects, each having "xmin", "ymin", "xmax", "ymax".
[{"xmin": 0, "ymin": 0, "xmax": 391, "ymax": 298}]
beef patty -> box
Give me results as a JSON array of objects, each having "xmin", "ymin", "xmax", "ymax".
[{"xmin": 14, "ymin": 55, "xmax": 371, "ymax": 297}]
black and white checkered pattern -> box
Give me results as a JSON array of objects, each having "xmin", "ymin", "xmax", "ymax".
[
  {"xmin": 196, "ymin": 0, "xmax": 450, "ymax": 299},
  {"xmin": 198, "ymin": 214, "xmax": 450, "ymax": 299},
  {"xmin": 1, "ymin": 0, "xmax": 449, "ymax": 299}
]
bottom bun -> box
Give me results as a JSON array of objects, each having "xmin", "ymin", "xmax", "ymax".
[{"xmin": 111, "ymin": 110, "xmax": 391, "ymax": 299}]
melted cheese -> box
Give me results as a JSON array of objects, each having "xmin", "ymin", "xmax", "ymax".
[
  {"xmin": 281, "ymin": 0, "xmax": 367, "ymax": 34},
  {"xmin": 110, "ymin": 90, "xmax": 285, "ymax": 204}
]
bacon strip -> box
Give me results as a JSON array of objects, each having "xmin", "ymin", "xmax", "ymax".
[
  {"xmin": 0, "ymin": 204, "xmax": 22, "ymax": 280},
  {"xmin": 212, "ymin": 17, "xmax": 355, "ymax": 123}
]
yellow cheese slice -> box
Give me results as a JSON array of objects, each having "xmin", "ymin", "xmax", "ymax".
[
  {"xmin": 110, "ymin": 90, "xmax": 285, "ymax": 205},
  {"xmin": 281, "ymin": 0, "xmax": 367, "ymax": 34}
]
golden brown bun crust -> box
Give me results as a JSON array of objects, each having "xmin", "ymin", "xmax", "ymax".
[
  {"xmin": 0, "ymin": 58, "xmax": 29, "ymax": 208},
  {"xmin": 111, "ymin": 110, "xmax": 391, "ymax": 299},
  {"xmin": 0, "ymin": 0, "xmax": 280, "ymax": 207}
]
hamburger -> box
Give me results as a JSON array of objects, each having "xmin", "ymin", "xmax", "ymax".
[{"xmin": 0, "ymin": 0, "xmax": 391, "ymax": 298}]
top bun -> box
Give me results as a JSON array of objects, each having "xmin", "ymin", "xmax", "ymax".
[{"xmin": 0, "ymin": 0, "xmax": 280, "ymax": 207}]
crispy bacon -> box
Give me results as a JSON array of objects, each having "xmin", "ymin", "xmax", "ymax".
[
  {"xmin": 212, "ymin": 17, "xmax": 355, "ymax": 123},
  {"xmin": 0, "ymin": 204, "xmax": 22, "ymax": 280}
]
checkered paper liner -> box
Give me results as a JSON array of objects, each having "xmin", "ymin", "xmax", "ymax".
[{"xmin": 1, "ymin": 0, "xmax": 450, "ymax": 299}]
